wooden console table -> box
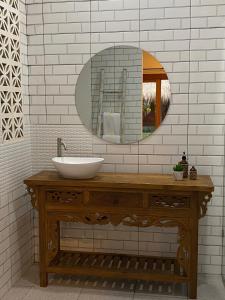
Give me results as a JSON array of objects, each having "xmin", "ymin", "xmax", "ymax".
[{"xmin": 24, "ymin": 171, "xmax": 214, "ymax": 299}]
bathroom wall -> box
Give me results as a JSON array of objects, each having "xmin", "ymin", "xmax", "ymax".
[
  {"xmin": 27, "ymin": 0, "xmax": 225, "ymax": 275},
  {"xmin": 0, "ymin": 0, "xmax": 33, "ymax": 298},
  {"xmin": 223, "ymin": 195, "xmax": 225, "ymax": 277}
]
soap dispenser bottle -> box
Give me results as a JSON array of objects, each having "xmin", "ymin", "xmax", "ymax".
[
  {"xmin": 190, "ymin": 166, "xmax": 197, "ymax": 180},
  {"xmin": 180, "ymin": 152, "xmax": 188, "ymax": 178}
]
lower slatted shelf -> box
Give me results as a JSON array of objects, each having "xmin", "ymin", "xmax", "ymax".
[{"xmin": 48, "ymin": 251, "xmax": 187, "ymax": 283}]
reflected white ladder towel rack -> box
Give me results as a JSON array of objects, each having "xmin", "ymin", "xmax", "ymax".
[{"xmin": 97, "ymin": 68, "xmax": 127, "ymax": 144}]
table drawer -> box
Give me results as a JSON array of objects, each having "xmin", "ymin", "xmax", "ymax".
[
  {"xmin": 46, "ymin": 190, "xmax": 83, "ymax": 205},
  {"xmin": 89, "ymin": 191, "xmax": 142, "ymax": 208},
  {"xmin": 148, "ymin": 193, "xmax": 190, "ymax": 209}
]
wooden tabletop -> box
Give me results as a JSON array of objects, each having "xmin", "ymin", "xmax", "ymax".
[{"xmin": 24, "ymin": 171, "xmax": 214, "ymax": 193}]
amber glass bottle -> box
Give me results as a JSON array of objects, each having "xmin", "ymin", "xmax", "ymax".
[{"xmin": 179, "ymin": 152, "xmax": 188, "ymax": 179}]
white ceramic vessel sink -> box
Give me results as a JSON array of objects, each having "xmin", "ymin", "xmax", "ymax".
[{"xmin": 52, "ymin": 157, "xmax": 104, "ymax": 179}]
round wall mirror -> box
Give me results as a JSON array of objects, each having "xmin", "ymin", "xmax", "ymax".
[{"xmin": 75, "ymin": 46, "xmax": 171, "ymax": 144}]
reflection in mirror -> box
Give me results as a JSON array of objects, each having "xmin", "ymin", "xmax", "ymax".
[{"xmin": 76, "ymin": 46, "xmax": 171, "ymax": 144}]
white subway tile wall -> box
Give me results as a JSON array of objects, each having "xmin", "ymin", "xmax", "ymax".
[
  {"xmin": 25, "ymin": 0, "xmax": 225, "ymax": 278},
  {"xmin": 0, "ymin": 0, "xmax": 33, "ymax": 298}
]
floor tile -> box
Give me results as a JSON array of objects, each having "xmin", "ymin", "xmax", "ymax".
[
  {"xmin": 133, "ymin": 294, "xmax": 187, "ymax": 300},
  {"xmin": 197, "ymin": 276, "xmax": 225, "ymax": 300},
  {"xmin": 2, "ymin": 286, "xmax": 32, "ymax": 300},
  {"xmin": 78, "ymin": 289, "xmax": 134, "ymax": 300},
  {"xmin": 14, "ymin": 265, "xmax": 40, "ymax": 287},
  {"xmin": 23, "ymin": 286, "xmax": 81, "ymax": 300},
  {"xmin": 2, "ymin": 265, "xmax": 225, "ymax": 300}
]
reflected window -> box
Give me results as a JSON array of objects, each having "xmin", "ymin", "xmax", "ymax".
[{"xmin": 142, "ymin": 51, "xmax": 171, "ymax": 138}]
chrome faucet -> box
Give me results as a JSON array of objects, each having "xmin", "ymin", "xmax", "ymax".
[{"xmin": 57, "ymin": 138, "xmax": 67, "ymax": 157}]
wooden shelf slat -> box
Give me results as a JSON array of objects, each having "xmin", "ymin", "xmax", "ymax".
[{"xmin": 47, "ymin": 251, "xmax": 188, "ymax": 283}]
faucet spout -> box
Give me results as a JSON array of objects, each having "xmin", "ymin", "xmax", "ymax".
[
  {"xmin": 57, "ymin": 138, "xmax": 67, "ymax": 157},
  {"xmin": 61, "ymin": 141, "xmax": 67, "ymax": 151}
]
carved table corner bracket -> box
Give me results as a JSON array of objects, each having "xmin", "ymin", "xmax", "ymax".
[
  {"xmin": 25, "ymin": 185, "xmax": 38, "ymax": 209},
  {"xmin": 199, "ymin": 193, "xmax": 213, "ymax": 218}
]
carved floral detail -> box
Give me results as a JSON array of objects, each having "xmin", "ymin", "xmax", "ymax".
[
  {"xmin": 50, "ymin": 212, "xmax": 189, "ymax": 230},
  {"xmin": 150, "ymin": 194, "xmax": 190, "ymax": 208},
  {"xmin": 47, "ymin": 191, "xmax": 82, "ymax": 204},
  {"xmin": 26, "ymin": 186, "xmax": 38, "ymax": 209},
  {"xmin": 199, "ymin": 193, "xmax": 212, "ymax": 218}
]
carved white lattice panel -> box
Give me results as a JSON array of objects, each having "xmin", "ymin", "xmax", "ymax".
[
  {"xmin": 9, "ymin": 11, "xmax": 19, "ymax": 35},
  {"xmin": 0, "ymin": 0, "xmax": 23, "ymax": 143},
  {"xmin": 12, "ymin": 91, "xmax": 22, "ymax": 113},
  {"xmin": 9, "ymin": 0, "xmax": 18, "ymax": 10},
  {"xmin": 0, "ymin": 4, "xmax": 8, "ymax": 32},
  {"xmin": 1, "ymin": 90, "xmax": 11, "ymax": 113},
  {"xmin": 0, "ymin": 34, "xmax": 9, "ymax": 59},
  {"xmin": 2, "ymin": 117, "xmax": 13, "ymax": 141},
  {"xmin": 0, "ymin": 63, "xmax": 10, "ymax": 86},
  {"xmin": 11, "ymin": 38, "xmax": 20, "ymax": 61},
  {"xmin": 14, "ymin": 116, "xmax": 23, "ymax": 138},
  {"xmin": 11, "ymin": 65, "xmax": 21, "ymax": 87}
]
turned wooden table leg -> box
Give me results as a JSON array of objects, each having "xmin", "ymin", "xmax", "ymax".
[
  {"xmin": 38, "ymin": 189, "xmax": 48, "ymax": 287},
  {"xmin": 188, "ymin": 197, "xmax": 199, "ymax": 299},
  {"xmin": 188, "ymin": 223, "xmax": 198, "ymax": 299},
  {"xmin": 40, "ymin": 271, "xmax": 48, "ymax": 287}
]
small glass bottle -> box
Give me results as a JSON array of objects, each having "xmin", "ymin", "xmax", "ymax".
[
  {"xmin": 179, "ymin": 152, "xmax": 188, "ymax": 179},
  {"xmin": 190, "ymin": 166, "xmax": 197, "ymax": 180}
]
